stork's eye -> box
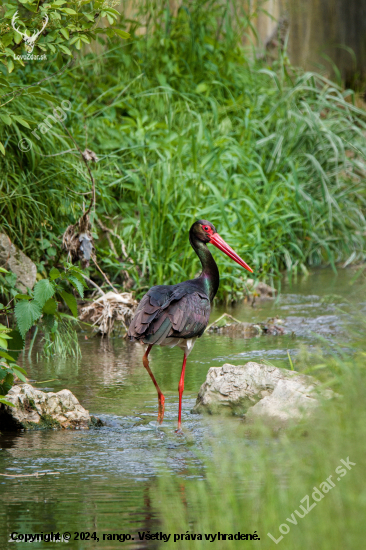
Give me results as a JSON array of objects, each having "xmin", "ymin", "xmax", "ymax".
[{"xmin": 203, "ymin": 226, "xmax": 209, "ymax": 231}]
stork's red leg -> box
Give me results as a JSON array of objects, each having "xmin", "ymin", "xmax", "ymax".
[
  {"xmin": 176, "ymin": 353, "xmax": 187, "ymax": 432},
  {"xmin": 142, "ymin": 344, "xmax": 165, "ymax": 424}
]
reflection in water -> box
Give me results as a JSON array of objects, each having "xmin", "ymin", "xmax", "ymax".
[{"xmin": 0, "ymin": 268, "xmax": 364, "ymax": 547}]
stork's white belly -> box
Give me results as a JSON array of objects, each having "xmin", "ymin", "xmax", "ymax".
[{"xmin": 147, "ymin": 336, "xmax": 197, "ymax": 356}]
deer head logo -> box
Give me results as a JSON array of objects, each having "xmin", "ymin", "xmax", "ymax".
[{"xmin": 11, "ymin": 11, "xmax": 48, "ymax": 53}]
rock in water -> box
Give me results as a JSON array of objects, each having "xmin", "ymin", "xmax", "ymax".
[
  {"xmin": 0, "ymin": 384, "xmax": 103, "ymax": 431},
  {"xmin": 0, "ymin": 233, "xmax": 37, "ymax": 292},
  {"xmin": 245, "ymin": 279, "xmax": 276, "ymax": 298},
  {"xmin": 192, "ymin": 362, "xmax": 333, "ymax": 426}
]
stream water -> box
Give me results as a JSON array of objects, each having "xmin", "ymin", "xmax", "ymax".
[{"xmin": 0, "ymin": 268, "xmax": 364, "ymax": 548}]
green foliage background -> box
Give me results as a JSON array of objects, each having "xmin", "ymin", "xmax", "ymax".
[{"xmin": 1, "ymin": 0, "xmax": 366, "ymax": 301}]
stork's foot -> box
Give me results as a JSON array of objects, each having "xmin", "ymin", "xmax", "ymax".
[
  {"xmin": 157, "ymin": 394, "xmax": 165, "ymax": 424},
  {"xmin": 175, "ymin": 424, "xmax": 183, "ymax": 434}
]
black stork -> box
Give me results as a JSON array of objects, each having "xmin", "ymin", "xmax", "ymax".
[{"xmin": 127, "ymin": 220, "xmax": 253, "ymax": 431}]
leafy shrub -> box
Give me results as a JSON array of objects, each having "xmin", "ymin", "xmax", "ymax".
[{"xmin": 0, "ymin": 264, "xmax": 86, "ymax": 400}]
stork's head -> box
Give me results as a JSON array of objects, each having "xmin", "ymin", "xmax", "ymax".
[{"xmin": 190, "ymin": 220, "xmax": 253, "ymax": 273}]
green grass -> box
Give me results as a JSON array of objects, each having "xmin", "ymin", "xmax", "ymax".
[
  {"xmin": 1, "ymin": 0, "xmax": 366, "ymax": 300},
  {"xmin": 152, "ymin": 329, "xmax": 366, "ymax": 548}
]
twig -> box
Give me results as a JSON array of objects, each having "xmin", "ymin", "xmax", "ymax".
[
  {"xmin": 96, "ymin": 218, "xmax": 131, "ymax": 260},
  {"xmin": 40, "ymin": 148, "xmax": 77, "ymax": 157},
  {"xmin": 91, "ymin": 257, "xmax": 119, "ymax": 294},
  {"xmin": 96, "ymin": 219, "xmax": 118, "ymax": 256},
  {"xmin": 92, "ymin": 313, "xmax": 105, "ymax": 327},
  {"xmin": 57, "ymin": 119, "xmax": 95, "ymax": 213},
  {"xmin": 80, "ymin": 273, "xmax": 105, "ymax": 296}
]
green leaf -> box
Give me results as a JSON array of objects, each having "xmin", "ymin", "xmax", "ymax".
[
  {"xmin": 0, "ymin": 267, "xmax": 8, "ymax": 273},
  {"xmin": 42, "ymin": 298, "xmax": 58, "ymax": 315},
  {"xmin": 66, "ymin": 265, "xmax": 84, "ymax": 275},
  {"xmin": 114, "ymin": 28, "xmax": 130, "ymax": 39},
  {"xmin": 60, "ymin": 28, "xmax": 69, "ymax": 40},
  {"xmin": 0, "ymin": 114, "xmax": 12, "ymax": 125},
  {"xmin": 32, "ymin": 92, "xmax": 57, "ymax": 102},
  {"xmin": 0, "ymin": 141, "xmax": 5, "ymax": 156},
  {"xmin": 2, "ymin": 33, "xmax": 14, "ymax": 47},
  {"xmin": 13, "ymin": 30, "xmax": 23, "ymax": 44},
  {"xmin": 59, "ymin": 290, "xmax": 78, "ymax": 317},
  {"xmin": 103, "ymin": 7, "xmax": 120, "ymax": 16},
  {"xmin": 12, "ymin": 368, "xmax": 27, "ymax": 382},
  {"xmin": 12, "ymin": 115, "xmax": 30, "ymax": 129},
  {"xmin": 11, "ymin": 365, "xmax": 26, "ymax": 375},
  {"xmin": 66, "ymin": 275, "xmax": 84, "ymax": 298},
  {"xmin": 33, "ymin": 279, "xmax": 55, "ymax": 307},
  {"xmin": 15, "ymin": 294, "xmax": 32, "ymax": 300},
  {"xmin": 26, "ymin": 3, "xmax": 38, "ymax": 13},
  {"xmin": 26, "ymin": 86, "xmax": 42, "ymax": 94},
  {"xmin": 49, "ymin": 267, "xmax": 60, "ymax": 281},
  {"xmin": 0, "ymin": 350, "xmax": 16, "ymax": 361},
  {"xmin": 58, "ymin": 44, "xmax": 72, "ymax": 56},
  {"xmin": 68, "ymin": 269, "xmax": 87, "ymax": 287},
  {"xmin": 14, "ymin": 300, "xmax": 42, "ymax": 339},
  {"xmin": 0, "ymin": 337, "xmax": 8, "ymax": 349},
  {"xmin": 61, "ymin": 7, "xmax": 77, "ymax": 14}
]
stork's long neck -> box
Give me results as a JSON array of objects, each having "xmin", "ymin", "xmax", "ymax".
[{"xmin": 189, "ymin": 234, "xmax": 219, "ymax": 302}]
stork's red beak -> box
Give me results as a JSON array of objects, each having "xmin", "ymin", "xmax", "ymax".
[{"xmin": 210, "ymin": 233, "xmax": 253, "ymax": 273}]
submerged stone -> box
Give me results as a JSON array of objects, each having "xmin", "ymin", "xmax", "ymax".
[
  {"xmin": 207, "ymin": 315, "xmax": 285, "ymax": 337},
  {"xmin": 0, "ymin": 384, "xmax": 103, "ymax": 431},
  {"xmin": 192, "ymin": 362, "xmax": 334, "ymax": 426},
  {"xmin": 245, "ymin": 279, "xmax": 276, "ymax": 299}
]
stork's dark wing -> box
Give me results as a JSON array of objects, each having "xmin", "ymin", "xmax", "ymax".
[{"xmin": 127, "ymin": 283, "xmax": 211, "ymax": 345}]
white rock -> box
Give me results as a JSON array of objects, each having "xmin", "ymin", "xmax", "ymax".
[
  {"xmin": 0, "ymin": 384, "xmax": 101, "ymax": 430},
  {"xmin": 192, "ymin": 362, "xmax": 333, "ymax": 425}
]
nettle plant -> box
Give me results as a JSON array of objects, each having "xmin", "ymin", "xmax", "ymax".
[
  {"xmin": 0, "ymin": 264, "xmax": 87, "ymax": 404},
  {"xmin": 0, "ymin": 0, "xmax": 129, "ymax": 72}
]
